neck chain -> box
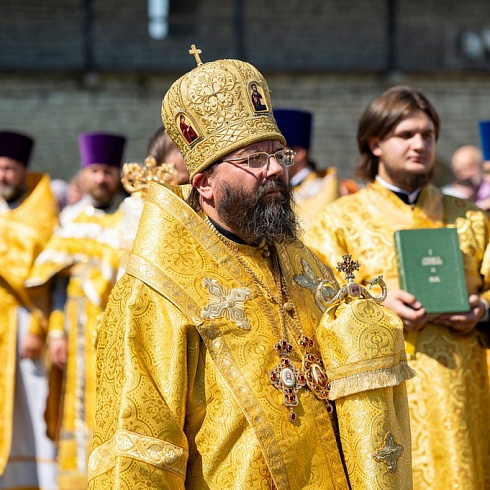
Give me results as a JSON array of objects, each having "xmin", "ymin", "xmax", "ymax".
[{"xmin": 204, "ymin": 216, "xmax": 332, "ymax": 422}]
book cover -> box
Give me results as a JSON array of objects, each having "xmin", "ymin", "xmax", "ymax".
[{"xmin": 394, "ymin": 228, "xmax": 470, "ymax": 314}]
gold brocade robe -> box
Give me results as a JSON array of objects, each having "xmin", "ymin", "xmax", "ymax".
[
  {"xmin": 27, "ymin": 200, "xmax": 123, "ymax": 490},
  {"xmin": 88, "ymin": 183, "xmax": 351, "ymax": 489},
  {"xmin": 0, "ymin": 173, "xmax": 58, "ymax": 475},
  {"xmin": 305, "ymin": 181, "xmax": 490, "ymax": 489}
]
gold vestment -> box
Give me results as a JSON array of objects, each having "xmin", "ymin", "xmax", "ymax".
[
  {"xmin": 0, "ymin": 173, "xmax": 58, "ymax": 475},
  {"xmin": 306, "ymin": 181, "xmax": 490, "ymax": 489},
  {"xmin": 293, "ymin": 167, "xmax": 340, "ymax": 229},
  {"xmin": 88, "ymin": 183, "xmax": 411, "ymax": 489},
  {"xmin": 27, "ymin": 199, "xmax": 122, "ymax": 489}
]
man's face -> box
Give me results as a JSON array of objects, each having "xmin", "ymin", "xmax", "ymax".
[
  {"xmin": 80, "ymin": 164, "xmax": 121, "ymax": 206},
  {"xmin": 0, "ymin": 157, "xmax": 27, "ymax": 201},
  {"xmin": 203, "ymin": 140, "xmax": 298, "ymax": 245},
  {"xmin": 372, "ymin": 110, "xmax": 437, "ymax": 191},
  {"xmin": 453, "ymin": 156, "xmax": 481, "ymax": 182}
]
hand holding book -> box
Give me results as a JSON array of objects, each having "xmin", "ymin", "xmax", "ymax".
[{"xmin": 394, "ymin": 228, "xmax": 470, "ymax": 314}]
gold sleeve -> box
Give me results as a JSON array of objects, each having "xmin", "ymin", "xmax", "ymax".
[
  {"xmin": 317, "ymin": 300, "xmax": 414, "ymax": 489},
  {"xmin": 88, "ymin": 273, "xmax": 202, "ymax": 489}
]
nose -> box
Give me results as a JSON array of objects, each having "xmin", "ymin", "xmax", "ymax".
[
  {"xmin": 93, "ymin": 171, "xmax": 107, "ymax": 184},
  {"xmin": 411, "ymin": 133, "xmax": 425, "ymax": 149},
  {"xmin": 264, "ymin": 154, "xmax": 285, "ymax": 179}
]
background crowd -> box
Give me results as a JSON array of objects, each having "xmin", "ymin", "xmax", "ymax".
[{"xmin": 1, "ymin": 42, "xmax": 490, "ymax": 489}]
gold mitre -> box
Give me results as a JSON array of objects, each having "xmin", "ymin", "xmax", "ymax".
[{"xmin": 161, "ymin": 44, "xmax": 285, "ymax": 179}]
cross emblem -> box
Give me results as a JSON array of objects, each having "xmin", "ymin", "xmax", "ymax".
[
  {"xmin": 373, "ymin": 432, "xmax": 404, "ymax": 473},
  {"xmin": 202, "ymin": 278, "xmax": 251, "ymax": 329},
  {"xmin": 189, "ymin": 44, "xmax": 203, "ymax": 66},
  {"xmin": 336, "ymin": 254, "xmax": 360, "ymax": 280}
]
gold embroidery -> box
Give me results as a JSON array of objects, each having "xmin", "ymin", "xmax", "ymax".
[
  {"xmin": 202, "ymin": 277, "xmax": 252, "ymax": 330},
  {"xmin": 373, "ymin": 432, "xmax": 404, "ymax": 473},
  {"xmin": 88, "ymin": 428, "xmax": 187, "ymax": 479},
  {"xmin": 293, "ymin": 258, "xmax": 338, "ymax": 312}
]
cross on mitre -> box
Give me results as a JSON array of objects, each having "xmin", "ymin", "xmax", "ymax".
[{"xmin": 189, "ymin": 44, "xmax": 203, "ymax": 66}]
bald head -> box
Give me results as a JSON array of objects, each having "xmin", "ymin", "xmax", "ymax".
[{"xmin": 451, "ymin": 145, "xmax": 483, "ymax": 184}]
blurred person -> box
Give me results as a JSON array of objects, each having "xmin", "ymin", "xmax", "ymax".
[
  {"xmin": 442, "ymin": 144, "xmax": 488, "ymax": 203},
  {"xmin": 0, "ymin": 131, "xmax": 58, "ymax": 489},
  {"xmin": 274, "ymin": 109, "xmax": 341, "ymax": 229},
  {"xmin": 66, "ymin": 171, "xmax": 84, "ymax": 206},
  {"xmin": 450, "ymin": 144, "xmax": 482, "ymax": 185},
  {"xmin": 148, "ymin": 126, "xmax": 189, "ymax": 184},
  {"xmin": 26, "ymin": 132, "xmax": 126, "ymax": 490},
  {"xmin": 441, "ymin": 177, "xmax": 476, "ymax": 200},
  {"xmin": 118, "ymin": 127, "xmax": 188, "ymax": 277},
  {"xmin": 305, "ymin": 85, "xmax": 490, "ymax": 489},
  {"xmin": 88, "ymin": 48, "xmax": 413, "ymax": 489},
  {"xmin": 50, "ymin": 178, "xmax": 68, "ymax": 211}
]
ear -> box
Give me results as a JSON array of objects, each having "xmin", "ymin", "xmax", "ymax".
[
  {"xmin": 294, "ymin": 147, "xmax": 308, "ymax": 161},
  {"xmin": 368, "ymin": 138, "xmax": 382, "ymax": 157},
  {"xmin": 192, "ymin": 171, "xmax": 214, "ymax": 201}
]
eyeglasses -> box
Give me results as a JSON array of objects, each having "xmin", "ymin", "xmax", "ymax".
[{"xmin": 220, "ymin": 149, "xmax": 296, "ymax": 169}]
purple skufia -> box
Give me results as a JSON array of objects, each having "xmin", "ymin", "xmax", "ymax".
[
  {"xmin": 479, "ymin": 121, "xmax": 490, "ymax": 161},
  {"xmin": 0, "ymin": 130, "xmax": 34, "ymax": 166},
  {"xmin": 273, "ymin": 109, "xmax": 313, "ymax": 150},
  {"xmin": 78, "ymin": 132, "xmax": 126, "ymax": 168}
]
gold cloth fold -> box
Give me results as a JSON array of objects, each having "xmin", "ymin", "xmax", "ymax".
[
  {"xmin": 88, "ymin": 182, "xmax": 351, "ymax": 489},
  {"xmin": 0, "ymin": 173, "xmax": 58, "ymax": 475},
  {"xmin": 306, "ymin": 181, "xmax": 490, "ymax": 489}
]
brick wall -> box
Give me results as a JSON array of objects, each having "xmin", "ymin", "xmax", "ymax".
[{"xmin": 1, "ymin": 70, "xmax": 489, "ymax": 186}]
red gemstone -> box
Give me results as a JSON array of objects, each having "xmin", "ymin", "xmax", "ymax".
[{"xmin": 289, "ymin": 411, "xmax": 297, "ymax": 422}]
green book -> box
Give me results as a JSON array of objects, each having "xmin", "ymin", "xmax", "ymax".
[{"xmin": 394, "ymin": 228, "xmax": 470, "ymax": 314}]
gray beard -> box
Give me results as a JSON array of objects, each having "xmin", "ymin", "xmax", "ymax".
[
  {"xmin": 0, "ymin": 184, "xmax": 24, "ymax": 203},
  {"xmin": 215, "ymin": 178, "xmax": 299, "ymax": 246}
]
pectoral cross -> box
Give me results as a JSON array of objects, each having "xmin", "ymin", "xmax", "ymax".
[{"xmin": 189, "ymin": 44, "xmax": 203, "ymax": 66}]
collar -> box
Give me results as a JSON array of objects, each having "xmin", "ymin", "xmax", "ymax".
[
  {"xmin": 206, "ymin": 216, "xmax": 248, "ymax": 245},
  {"xmin": 290, "ymin": 167, "xmax": 312, "ymax": 187},
  {"xmin": 375, "ymin": 175, "xmax": 422, "ymax": 205}
]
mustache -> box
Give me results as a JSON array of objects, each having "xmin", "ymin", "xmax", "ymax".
[{"xmin": 257, "ymin": 178, "xmax": 290, "ymax": 200}]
